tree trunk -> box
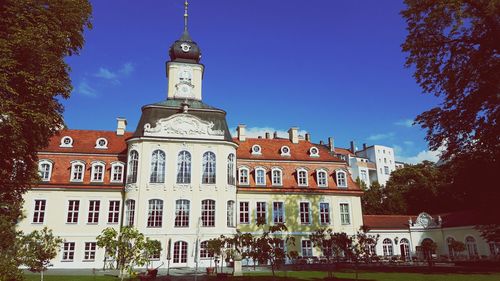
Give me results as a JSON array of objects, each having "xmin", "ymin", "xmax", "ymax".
[{"xmin": 40, "ymin": 270, "xmax": 44, "ymax": 281}]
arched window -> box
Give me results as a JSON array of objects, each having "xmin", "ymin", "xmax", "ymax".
[
  {"xmin": 238, "ymin": 167, "xmax": 249, "ymax": 185},
  {"xmin": 400, "ymin": 238, "xmax": 410, "ymax": 260},
  {"xmin": 173, "ymin": 241, "xmax": 188, "ymax": 263},
  {"xmin": 227, "ymin": 200, "xmax": 235, "ymax": 227},
  {"xmin": 91, "ymin": 161, "xmax": 105, "ymax": 182},
  {"xmin": 272, "ymin": 168, "xmax": 282, "ymax": 186},
  {"xmin": 150, "ymin": 150, "xmax": 166, "ymax": 183},
  {"xmin": 297, "ymin": 168, "xmax": 308, "ymax": 187},
  {"xmin": 201, "ymin": 199, "xmax": 215, "ymax": 227},
  {"xmin": 316, "ymin": 170, "xmax": 328, "ymax": 187},
  {"xmin": 176, "ymin": 151, "xmax": 191, "ymax": 184},
  {"xmin": 147, "ymin": 199, "xmax": 163, "ymax": 228},
  {"xmin": 174, "ymin": 199, "xmax": 190, "ymax": 227},
  {"xmin": 383, "ymin": 238, "xmax": 393, "ymax": 256},
  {"xmin": 365, "ymin": 238, "xmax": 376, "ymax": 256},
  {"xmin": 227, "ymin": 154, "xmax": 235, "ymax": 185},
  {"xmin": 200, "ymin": 241, "xmax": 214, "ymax": 259},
  {"xmin": 125, "ymin": 199, "xmax": 135, "ymax": 226},
  {"xmin": 70, "ymin": 161, "xmax": 85, "ymax": 182},
  {"xmin": 202, "ymin": 152, "xmax": 216, "ymax": 184},
  {"xmin": 335, "ymin": 170, "xmax": 347, "ymax": 188},
  {"xmin": 255, "ymin": 167, "xmax": 266, "ymax": 185},
  {"xmin": 128, "ymin": 150, "xmax": 139, "ymax": 183},
  {"xmin": 466, "ymin": 236, "xmax": 478, "ymax": 258},
  {"xmin": 38, "ymin": 160, "xmax": 53, "ymax": 182}
]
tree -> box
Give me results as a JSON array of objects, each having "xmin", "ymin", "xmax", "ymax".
[
  {"xmin": 309, "ymin": 228, "xmax": 339, "ymax": 279},
  {"xmin": 351, "ymin": 226, "xmax": 380, "ymax": 280},
  {"xmin": 20, "ymin": 227, "xmax": 63, "ymax": 281},
  {"xmin": 206, "ymin": 235, "xmax": 227, "ymax": 273},
  {"xmin": 96, "ymin": 227, "xmax": 161, "ymax": 281},
  {"xmin": 0, "ymin": 1, "xmax": 92, "ymax": 279},
  {"xmin": 360, "ymin": 181, "xmax": 387, "ymax": 215},
  {"xmin": 401, "ymin": 0, "xmax": 499, "ymax": 160}
]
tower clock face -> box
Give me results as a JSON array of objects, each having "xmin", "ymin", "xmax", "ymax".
[
  {"xmin": 175, "ymin": 83, "xmax": 194, "ymax": 99},
  {"xmin": 179, "ymin": 67, "xmax": 193, "ymax": 83}
]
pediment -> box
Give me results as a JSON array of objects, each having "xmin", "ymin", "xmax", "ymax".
[{"xmin": 143, "ymin": 113, "xmax": 225, "ymax": 140}]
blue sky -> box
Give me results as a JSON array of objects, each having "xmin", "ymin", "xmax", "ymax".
[{"xmin": 64, "ymin": 0, "xmax": 442, "ymax": 163}]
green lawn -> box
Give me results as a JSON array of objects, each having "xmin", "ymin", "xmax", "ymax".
[{"xmin": 23, "ymin": 270, "xmax": 500, "ymax": 281}]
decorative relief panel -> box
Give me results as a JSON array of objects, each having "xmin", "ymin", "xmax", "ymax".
[{"xmin": 143, "ymin": 114, "xmax": 225, "ymax": 139}]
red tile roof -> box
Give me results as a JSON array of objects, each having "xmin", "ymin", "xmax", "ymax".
[
  {"xmin": 363, "ymin": 215, "xmax": 414, "ymax": 230},
  {"xmin": 234, "ymin": 138, "xmax": 343, "ymax": 162},
  {"xmin": 334, "ymin": 147, "xmax": 355, "ymax": 156},
  {"xmin": 41, "ymin": 129, "xmax": 132, "ymax": 154}
]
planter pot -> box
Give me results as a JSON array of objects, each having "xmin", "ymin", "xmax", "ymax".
[{"xmin": 206, "ymin": 267, "xmax": 215, "ymax": 275}]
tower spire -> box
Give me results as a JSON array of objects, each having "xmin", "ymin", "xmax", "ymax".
[{"xmin": 184, "ymin": 0, "xmax": 189, "ymax": 32}]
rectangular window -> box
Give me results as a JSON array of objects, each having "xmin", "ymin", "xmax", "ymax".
[
  {"xmin": 273, "ymin": 202, "xmax": 284, "ymax": 224},
  {"xmin": 200, "ymin": 241, "xmax": 214, "ymax": 259},
  {"xmin": 227, "ymin": 200, "xmax": 235, "ymax": 227},
  {"xmin": 92, "ymin": 165, "xmax": 104, "ymax": 182},
  {"xmin": 147, "ymin": 200, "xmax": 163, "ymax": 228},
  {"xmin": 298, "ymin": 171, "xmax": 308, "ymax": 186},
  {"xmin": 201, "ymin": 200, "xmax": 215, "ymax": 227},
  {"xmin": 87, "ymin": 200, "xmax": 100, "ymax": 224},
  {"xmin": 71, "ymin": 164, "xmax": 84, "ymax": 181},
  {"xmin": 340, "ymin": 203, "xmax": 350, "ymax": 225},
  {"xmin": 84, "ymin": 242, "xmax": 96, "ymax": 261},
  {"xmin": 239, "ymin": 169, "xmax": 249, "ymax": 185},
  {"xmin": 360, "ymin": 170, "xmax": 368, "ymax": 182},
  {"xmin": 272, "ymin": 170, "xmax": 282, "ymax": 186},
  {"xmin": 108, "ymin": 201, "xmax": 120, "ymax": 224},
  {"xmin": 63, "ymin": 242, "xmax": 75, "ymax": 261},
  {"xmin": 111, "ymin": 165, "xmax": 123, "ymax": 182},
  {"xmin": 67, "ymin": 200, "xmax": 80, "ymax": 223},
  {"xmin": 125, "ymin": 200, "xmax": 135, "ymax": 226},
  {"xmin": 320, "ymin": 202, "xmax": 330, "ymax": 225},
  {"xmin": 317, "ymin": 171, "xmax": 327, "ymax": 187},
  {"xmin": 239, "ymin": 202, "xmax": 249, "ymax": 224},
  {"xmin": 33, "ymin": 199, "xmax": 46, "ymax": 223},
  {"xmin": 256, "ymin": 169, "xmax": 266, "ymax": 185},
  {"xmin": 384, "ymin": 166, "xmax": 390, "ymax": 175},
  {"xmin": 256, "ymin": 202, "xmax": 267, "ymax": 223},
  {"xmin": 301, "ymin": 240, "xmax": 312, "ymax": 257},
  {"xmin": 299, "ymin": 202, "xmax": 311, "ymax": 225},
  {"xmin": 174, "ymin": 200, "xmax": 190, "ymax": 227}
]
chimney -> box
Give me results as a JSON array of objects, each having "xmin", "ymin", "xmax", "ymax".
[
  {"xmin": 116, "ymin": 117, "xmax": 127, "ymax": 136},
  {"xmin": 319, "ymin": 140, "xmax": 324, "ymax": 145},
  {"xmin": 237, "ymin": 124, "xmax": 246, "ymax": 141},
  {"xmin": 305, "ymin": 133, "xmax": 311, "ymax": 142},
  {"xmin": 273, "ymin": 131, "xmax": 278, "ymax": 139},
  {"xmin": 328, "ymin": 137, "xmax": 335, "ymax": 152},
  {"xmin": 350, "ymin": 140, "xmax": 355, "ymax": 153},
  {"xmin": 363, "ymin": 143, "xmax": 367, "ymax": 150},
  {"xmin": 288, "ymin": 127, "xmax": 299, "ymax": 144},
  {"xmin": 265, "ymin": 132, "xmax": 271, "ymax": 139}
]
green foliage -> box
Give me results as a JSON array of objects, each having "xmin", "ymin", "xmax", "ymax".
[
  {"xmin": 0, "ymin": 1, "xmax": 92, "ymax": 279},
  {"xmin": 20, "ymin": 227, "xmax": 63, "ymax": 281},
  {"xmin": 477, "ymin": 224, "xmax": 500, "ymax": 243},
  {"xmin": 96, "ymin": 227, "xmax": 161, "ymax": 281},
  {"xmin": 361, "ymin": 181, "xmax": 387, "ymax": 215},
  {"xmin": 401, "ymin": 0, "xmax": 500, "ymax": 160}
]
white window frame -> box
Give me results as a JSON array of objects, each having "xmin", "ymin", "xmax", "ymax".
[
  {"xmin": 335, "ymin": 170, "xmax": 348, "ymax": 188},
  {"xmin": 95, "ymin": 137, "xmax": 108, "ymax": 149},
  {"xmin": 110, "ymin": 162, "xmax": 125, "ymax": 183},
  {"xmin": 125, "ymin": 199, "xmax": 135, "ymax": 226},
  {"xmin": 91, "ymin": 161, "xmax": 105, "ymax": 183},
  {"xmin": 256, "ymin": 202, "xmax": 267, "ymax": 223},
  {"xmin": 272, "ymin": 201, "xmax": 285, "ymax": 224},
  {"xmin": 238, "ymin": 167, "xmax": 250, "ymax": 185},
  {"xmin": 87, "ymin": 200, "xmax": 100, "ymax": 224},
  {"xmin": 239, "ymin": 201, "xmax": 250, "ymax": 224},
  {"xmin": 309, "ymin": 146, "xmax": 320, "ymax": 157},
  {"xmin": 147, "ymin": 199, "xmax": 163, "ymax": 228},
  {"xmin": 280, "ymin": 146, "xmax": 291, "ymax": 156},
  {"xmin": 62, "ymin": 242, "xmax": 75, "ymax": 261},
  {"xmin": 176, "ymin": 150, "xmax": 192, "ymax": 184},
  {"xmin": 32, "ymin": 199, "xmax": 46, "ymax": 224},
  {"xmin": 316, "ymin": 169, "xmax": 328, "ymax": 187},
  {"xmin": 70, "ymin": 160, "xmax": 86, "ymax": 182},
  {"xmin": 127, "ymin": 150, "xmax": 139, "ymax": 184},
  {"xmin": 382, "ymin": 239, "xmax": 393, "ymax": 256},
  {"xmin": 271, "ymin": 167, "xmax": 283, "ymax": 186},
  {"xmin": 173, "ymin": 241, "xmax": 188, "ymax": 264},
  {"xmin": 319, "ymin": 202, "xmax": 330, "ymax": 225},
  {"xmin": 255, "ymin": 167, "xmax": 266, "ymax": 186},
  {"xmin": 251, "ymin": 144, "xmax": 262, "ymax": 155},
  {"xmin": 227, "ymin": 153, "xmax": 236, "ymax": 185},
  {"xmin": 227, "ymin": 200, "xmax": 235, "ymax": 227},
  {"xmin": 60, "ymin": 136, "xmax": 73, "ymax": 148},
  {"xmin": 301, "ymin": 240, "xmax": 313, "ymax": 257},
  {"xmin": 360, "ymin": 170, "xmax": 368, "ymax": 183},
  {"xmin": 384, "ymin": 166, "xmax": 390, "ymax": 175},
  {"xmin": 297, "ymin": 168, "xmax": 308, "ymax": 187},
  {"xmin": 201, "ymin": 199, "xmax": 216, "ymax": 227},
  {"xmin": 200, "ymin": 241, "xmax": 214, "ymax": 259},
  {"xmin": 202, "ymin": 151, "xmax": 216, "ymax": 184},
  {"xmin": 340, "ymin": 203, "xmax": 351, "ymax": 225},
  {"xmin": 84, "ymin": 242, "xmax": 97, "ymax": 261},
  {"xmin": 150, "ymin": 149, "xmax": 166, "ymax": 183},
  {"xmin": 174, "ymin": 199, "xmax": 190, "ymax": 228},
  {"xmin": 299, "ymin": 202, "xmax": 311, "ymax": 225},
  {"xmin": 66, "ymin": 200, "xmax": 80, "ymax": 224},
  {"xmin": 107, "ymin": 200, "xmax": 120, "ymax": 224},
  {"xmin": 38, "ymin": 160, "xmax": 53, "ymax": 182}
]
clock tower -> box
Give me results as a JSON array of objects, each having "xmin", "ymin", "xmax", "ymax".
[{"xmin": 166, "ymin": 0, "xmax": 204, "ymax": 101}]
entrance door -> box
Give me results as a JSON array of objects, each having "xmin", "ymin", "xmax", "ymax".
[{"xmin": 173, "ymin": 241, "xmax": 188, "ymax": 266}]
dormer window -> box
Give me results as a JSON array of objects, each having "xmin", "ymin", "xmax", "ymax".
[
  {"xmin": 38, "ymin": 160, "xmax": 53, "ymax": 182},
  {"xmin": 280, "ymin": 146, "xmax": 290, "ymax": 156},
  {"xmin": 110, "ymin": 162, "xmax": 125, "ymax": 183},
  {"xmin": 271, "ymin": 167, "xmax": 283, "ymax": 186},
  {"xmin": 297, "ymin": 168, "xmax": 308, "ymax": 187},
  {"xmin": 251, "ymin": 145, "xmax": 262, "ymax": 155},
  {"xmin": 70, "ymin": 160, "xmax": 86, "ymax": 182},
  {"xmin": 335, "ymin": 170, "xmax": 347, "ymax": 188},
  {"xmin": 60, "ymin": 136, "xmax": 73, "ymax": 148},
  {"xmin": 95, "ymin": 138, "xmax": 108, "ymax": 149},
  {"xmin": 238, "ymin": 167, "xmax": 249, "ymax": 185},
  {"xmin": 309, "ymin": 147, "xmax": 319, "ymax": 157},
  {"xmin": 255, "ymin": 167, "xmax": 266, "ymax": 186},
  {"xmin": 91, "ymin": 161, "xmax": 105, "ymax": 182},
  {"xmin": 316, "ymin": 169, "xmax": 328, "ymax": 187}
]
